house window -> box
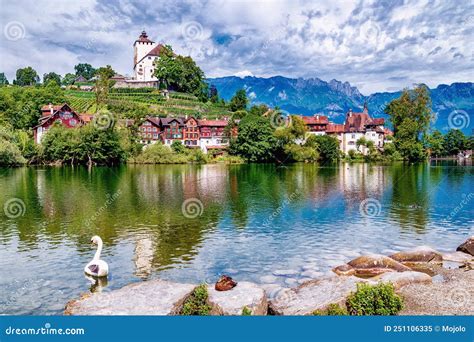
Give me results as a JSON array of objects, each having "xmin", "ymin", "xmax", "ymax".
[
  {"xmin": 351, "ymin": 134, "xmax": 355, "ymax": 139},
  {"xmin": 70, "ymin": 119, "xmax": 77, "ymax": 126}
]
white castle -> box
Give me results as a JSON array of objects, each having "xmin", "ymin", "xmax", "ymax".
[{"xmin": 133, "ymin": 30, "xmax": 165, "ymax": 82}]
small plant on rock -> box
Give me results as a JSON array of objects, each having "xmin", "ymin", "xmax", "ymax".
[
  {"xmin": 241, "ymin": 306, "xmax": 252, "ymax": 316},
  {"xmin": 346, "ymin": 282, "xmax": 403, "ymax": 316},
  {"xmin": 181, "ymin": 284, "xmax": 212, "ymax": 315},
  {"xmin": 313, "ymin": 303, "xmax": 348, "ymax": 316}
]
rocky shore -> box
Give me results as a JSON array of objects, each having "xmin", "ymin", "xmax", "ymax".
[{"xmin": 65, "ymin": 236, "xmax": 474, "ymax": 316}]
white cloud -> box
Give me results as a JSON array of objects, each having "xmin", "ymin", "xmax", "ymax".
[{"xmin": 0, "ymin": 0, "xmax": 472, "ymax": 94}]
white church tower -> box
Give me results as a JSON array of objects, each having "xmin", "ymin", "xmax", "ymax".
[{"xmin": 133, "ymin": 31, "xmax": 163, "ymax": 82}]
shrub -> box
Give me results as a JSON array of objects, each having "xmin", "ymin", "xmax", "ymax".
[
  {"xmin": 241, "ymin": 306, "xmax": 252, "ymax": 315},
  {"xmin": 313, "ymin": 303, "xmax": 348, "ymax": 316},
  {"xmin": 181, "ymin": 284, "xmax": 211, "ymax": 316},
  {"xmin": 346, "ymin": 282, "xmax": 403, "ymax": 316},
  {"xmin": 133, "ymin": 143, "xmax": 188, "ymax": 164}
]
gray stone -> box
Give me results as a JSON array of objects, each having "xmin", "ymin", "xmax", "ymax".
[
  {"xmin": 207, "ymin": 281, "xmax": 267, "ymax": 315},
  {"xmin": 284, "ymin": 278, "xmax": 298, "ymax": 286},
  {"xmin": 442, "ymin": 251, "xmax": 473, "ymax": 263},
  {"xmin": 259, "ymin": 275, "xmax": 278, "ymax": 283},
  {"xmin": 269, "ymin": 276, "xmax": 364, "ymax": 315},
  {"xmin": 273, "ymin": 269, "xmax": 299, "ymax": 276},
  {"xmin": 370, "ymin": 271, "xmax": 432, "ymax": 290},
  {"xmin": 65, "ymin": 279, "xmax": 195, "ymax": 315},
  {"xmin": 300, "ymin": 270, "xmax": 324, "ymax": 278}
]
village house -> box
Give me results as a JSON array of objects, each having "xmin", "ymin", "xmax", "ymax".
[
  {"xmin": 136, "ymin": 116, "xmax": 233, "ymax": 152},
  {"xmin": 33, "ymin": 103, "xmax": 86, "ymax": 144}
]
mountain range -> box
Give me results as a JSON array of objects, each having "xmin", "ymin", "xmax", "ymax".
[{"xmin": 207, "ymin": 76, "xmax": 473, "ymax": 134}]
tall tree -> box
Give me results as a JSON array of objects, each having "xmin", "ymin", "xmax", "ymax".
[
  {"xmin": 14, "ymin": 67, "xmax": 39, "ymax": 86},
  {"xmin": 43, "ymin": 72, "xmax": 61, "ymax": 85},
  {"xmin": 74, "ymin": 63, "xmax": 96, "ymax": 80},
  {"xmin": 229, "ymin": 114, "xmax": 276, "ymax": 162},
  {"xmin": 0, "ymin": 73, "xmax": 9, "ymax": 85},
  {"xmin": 229, "ymin": 89, "xmax": 248, "ymax": 112},
  {"xmin": 95, "ymin": 65, "xmax": 115, "ymax": 108},
  {"xmin": 385, "ymin": 85, "xmax": 432, "ymax": 162},
  {"xmin": 153, "ymin": 45, "xmax": 206, "ymax": 98},
  {"xmin": 209, "ymin": 84, "xmax": 218, "ymax": 103}
]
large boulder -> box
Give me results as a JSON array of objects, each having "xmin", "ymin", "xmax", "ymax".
[
  {"xmin": 390, "ymin": 246, "xmax": 443, "ymax": 265},
  {"xmin": 334, "ymin": 254, "xmax": 412, "ymax": 277},
  {"xmin": 206, "ymin": 281, "xmax": 267, "ymax": 315},
  {"xmin": 442, "ymin": 251, "xmax": 473, "ymax": 263},
  {"xmin": 65, "ymin": 279, "xmax": 195, "ymax": 315},
  {"xmin": 370, "ymin": 271, "xmax": 432, "ymax": 290},
  {"xmin": 457, "ymin": 236, "xmax": 474, "ymax": 256},
  {"xmin": 268, "ymin": 276, "xmax": 362, "ymax": 315}
]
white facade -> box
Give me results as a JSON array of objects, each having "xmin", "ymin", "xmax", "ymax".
[{"xmin": 133, "ymin": 31, "xmax": 159, "ymax": 82}]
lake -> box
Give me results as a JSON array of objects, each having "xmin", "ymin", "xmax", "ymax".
[{"xmin": 0, "ymin": 162, "xmax": 472, "ymax": 315}]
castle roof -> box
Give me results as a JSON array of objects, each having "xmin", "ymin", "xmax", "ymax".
[{"xmin": 135, "ymin": 30, "xmax": 154, "ymax": 44}]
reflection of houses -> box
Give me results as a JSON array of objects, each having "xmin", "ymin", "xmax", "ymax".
[
  {"xmin": 33, "ymin": 103, "xmax": 88, "ymax": 143},
  {"xmin": 134, "ymin": 236, "xmax": 155, "ymax": 279}
]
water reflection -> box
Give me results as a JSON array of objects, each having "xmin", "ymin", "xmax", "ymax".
[{"xmin": 0, "ymin": 162, "xmax": 472, "ymax": 314}]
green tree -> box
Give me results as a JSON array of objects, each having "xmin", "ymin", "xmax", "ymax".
[
  {"xmin": 0, "ymin": 73, "xmax": 9, "ymax": 85},
  {"xmin": 0, "ymin": 127, "xmax": 26, "ymax": 165},
  {"xmin": 95, "ymin": 65, "xmax": 115, "ymax": 108},
  {"xmin": 62, "ymin": 73, "xmax": 76, "ymax": 86},
  {"xmin": 443, "ymin": 129, "xmax": 466, "ymax": 156},
  {"xmin": 209, "ymin": 84, "xmax": 219, "ymax": 103},
  {"xmin": 305, "ymin": 135, "xmax": 340, "ymax": 163},
  {"xmin": 153, "ymin": 45, "xmax": 206, "ymax": 98},
  {"xmin": 425, "ymin": 130, "xmax": 445, "ymax": 157},
  {"xmin": 356, "ymin": 137, "xmax": 367, "ymax": 152},
  {"xmin": 385, "ymin": 85, "xmax": 432, "ymax": 162},
  {"xmin": 229, "ymin": 89, "xmax": 248, "ymax": 112},
  {"xmin": 14, "ymin": 67, "xmax": 39, "ymax": 86},
  {"xmin": 43, "ymin": 72, "xmax": 61, "ymax": 85},
  {"xmin": 171, "ymin": 140, "xmax": 186, "ymax": 154},
  {"xmin": 74, "ymin": 63, "xmax": 96, "ymax": 80},
  {"xmin": 229, "ymin": 114, "xmax": 276, "ymax": 162}
]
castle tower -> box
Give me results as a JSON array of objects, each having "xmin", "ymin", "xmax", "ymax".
[{"xmin": 133, "ymin": 31, "xmax": 157, "ymax": 81}]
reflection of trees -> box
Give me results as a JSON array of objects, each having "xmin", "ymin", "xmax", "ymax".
[{"xmin": 389, "ymin": 163, "xmax": 430, "ymax": 231}]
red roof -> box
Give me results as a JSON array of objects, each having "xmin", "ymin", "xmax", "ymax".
[
  {"xmin": 135, "ymin": 31, "xmax": 154, "ymax": 44},
  {"xmin": 326, "ymin": 123, "xmax": 345, "ymax": 133},
  {"xmin": 198, "ymin": 120, "xmax": 228, "ymax": 127},
  {"xmin": 146, "ymin": 44, "xmax": 167, "ymax": 57},
  {"xmin": 301, "ymin": 115, "xmax": 329, "ymax": 125}
]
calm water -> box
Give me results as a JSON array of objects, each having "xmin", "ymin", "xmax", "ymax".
[{"xmin": 0, "ymin": 162, "xmax": 473, "ymax": 315}]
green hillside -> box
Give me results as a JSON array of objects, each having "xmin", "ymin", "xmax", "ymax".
[{"xmin": 65, "ymin": 89, "xmax": 232, "ymax": 119}]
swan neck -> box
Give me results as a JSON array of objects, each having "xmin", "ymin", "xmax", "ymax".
[{"xmin": 93, "ymin": 241, "xmax": 103, "ymax": 260}]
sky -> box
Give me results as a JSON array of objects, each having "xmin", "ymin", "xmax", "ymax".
[{"xmin": 0, "ymin": 0, "xmax": 473, "ymax": 94}]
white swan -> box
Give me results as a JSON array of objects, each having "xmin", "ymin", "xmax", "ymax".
[{"xmin": 84, "ymin": 236, "xmax": 109, "ymax": 277}]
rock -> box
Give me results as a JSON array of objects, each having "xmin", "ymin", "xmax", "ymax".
[
  {"xmin": 259, "ymin": 275, "xmax": 278, "ymax": 283},
  {"xmin": 269, "ymin": 276, "xmax": 363, "ymax": 315},
  {"xmin": 457, "ymin": 236, "xmax": 474, "ymax": 256},
  {"xmin": 207, "ymin": 281, "xmax": 267, "ymax": 315},
  {"xmin": 390, "ymin": 246, "xmax": 443, "ymax": 264},
  {"xmin": 442, "ymin": 251, "xmax": 473, "ymax": 263},
  {"xmin": 65, "ymin": 279, "xmax": 195, "ymax": 315},
  {"xmin": 273, "ymin": 269, "xmax": 299, "ymax": 276},
  {"xmin": 333, "ymin": 264, "xmax": 356, "ymax": 276},
  {"xmin": 284, "ymin": 278, "xmax": 297, "ymax": 286},
  {"xmin": 300, "ymin": 270, "xmax": 324, "ymax": 278},
  {"xmin": 334, "ymin": 254, "xmax": 412, "ymax": 277},
  {"xmin": 297, "ymin": 278, "xmax": 313, "ymax": 284},
  {"xmin": 370, "ymin": 271, "xmax": 432, "ymax": 290}
]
